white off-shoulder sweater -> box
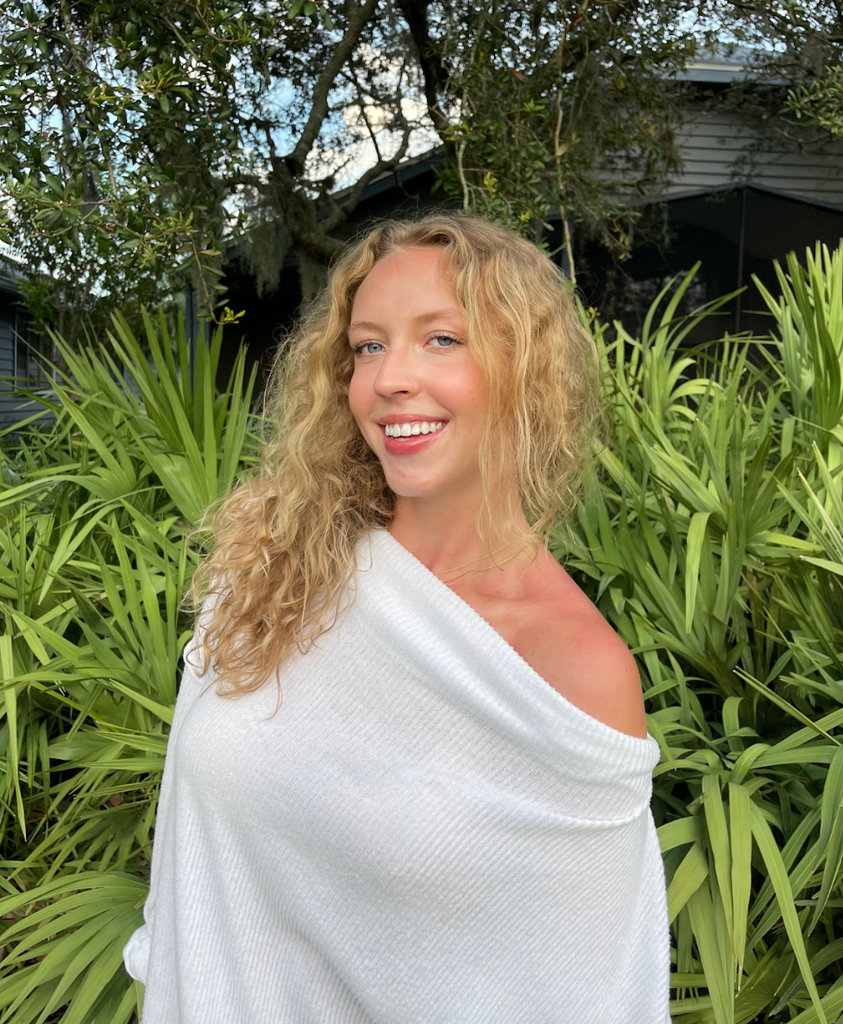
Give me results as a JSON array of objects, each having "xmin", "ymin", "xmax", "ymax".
[{"xmin": 124, "ymin": 529, "xmax": 670, "ymax": 1023}]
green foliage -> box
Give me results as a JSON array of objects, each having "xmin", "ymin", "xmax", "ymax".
[
  {"xmin": 0, "ymin": 0, "xmax": 421, "ymax": 335},
  {"xmin": 784, "ymin": 66, "xmax": 843, "ymax": 137},
  {"xmin": 0, "ymin": 314, "xmax": 258, "ymax": 1023},
  {"xmin": 0, "ymin": 0, "xmax": 723, "ymax": 332},
  {"xmin": 555, "ymin": 243, "xmax": 843, "ymax": 1022},
  {"xmin": 0, "ymin": 0, "xmax": 260, "ymax": 341},
  {"xmin": 436, "ymin": 7, "xmax": 692, "ymax": 256},
  {"xmin": 1, "ymin": 245, "xmax": 843, "ymax": 1022},
  {"xmin": 2, "ymin": 0, "xmax": 843, "ymax": 340},
  {"xmin": 714, "ymin": 2, "xmax": 843, "ymax": 139}
]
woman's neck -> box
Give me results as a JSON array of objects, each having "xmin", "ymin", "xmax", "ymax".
[{"xmin": 388, "ymin": 491, "xmax": 534, "ymax": 581}]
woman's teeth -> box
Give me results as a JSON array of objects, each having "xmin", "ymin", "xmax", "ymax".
[{"xmin": 384, "ymin": 421, "xmax": 446, "ymax": 438}]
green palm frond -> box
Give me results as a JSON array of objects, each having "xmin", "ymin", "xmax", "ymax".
[
  {"xmin": 560, "ymin": 248, "xmax": 843, "ymax": 1022},
  {"xmin": 3, "ymin": 247, "xmax": 843, "ymax": 1022},
  {"xmin": 0, "ymin": 312, "xmax": 259, "ymax": 1022}
]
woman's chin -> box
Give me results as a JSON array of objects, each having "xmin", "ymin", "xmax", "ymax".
[
  {"xmin": 383, "ymin": 476, "xmax": 437, "ymax": 500},
  {"xmin": 383, "ymin": 469, "xmax": 482, "ymax": 505}
]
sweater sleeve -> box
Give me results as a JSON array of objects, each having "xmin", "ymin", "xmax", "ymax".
[{"xmin": 122, "ymin": 617, "xmax": 215, "ymax": 983}]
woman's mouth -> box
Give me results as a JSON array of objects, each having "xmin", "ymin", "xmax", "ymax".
[
  {"xmin": 384, "ymin": 420, "xmax": 446, "ymax": 438},
  {"xmin": 381, "ymin": 420, "xmax": 448, "ymax": 456}
]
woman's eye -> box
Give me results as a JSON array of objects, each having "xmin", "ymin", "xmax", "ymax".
[
  {"xmin": 429, "ymin": 334, "xmax": 462, "ymax": 348},
  {"xmin": 353, "ymin": 342, "xmax": 384, "ymax": 356}
]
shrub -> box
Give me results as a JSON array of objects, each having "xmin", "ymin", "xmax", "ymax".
[
  {"xmin": 0, "ymin": 247, "xmax": 841, "ymax": 1023},
  {"xmin": 0, "ymin": 313, "xmax": 258, "ymax": 1023},
  {"xmin": 557, "ymin": 244, "xmax": 843, "ymax": 1024}
]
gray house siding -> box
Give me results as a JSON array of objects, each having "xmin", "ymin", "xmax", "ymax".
[
  {"xmin": 0, "ymin": 293, "xmax": 21, "ymax": 432},
  {"xmin": 0, "ymin": 288, "xmax": 49, "ymax": 434},
  {"xmin": 670, "ymin": 109, "xmax": 843, "ymax": 209},
  {"xmin": 0, "ymin": 309, "xmax": 13, "ymax": 377}
]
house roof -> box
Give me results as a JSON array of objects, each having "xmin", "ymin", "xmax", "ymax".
[
  {"xmin": 326, "ymin": 147, "xmax": 442, "ymax": 207},
  {"xmin": 0, "ymin": 244, "xmax": 25, "ymax": 297},
  {"xmin": 675, "ymin": 46, "xmax": 789, "ymax": 86}
]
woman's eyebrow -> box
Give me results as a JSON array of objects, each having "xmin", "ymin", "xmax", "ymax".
[
  {"xmin": 348, "ymin": 309, "xmax": 463, "ymax": 334},
  {"xmin": 414, "ymin": 308, "xmax": 464, "ymax": 326}
]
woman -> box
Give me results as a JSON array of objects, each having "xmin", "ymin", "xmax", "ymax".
[{"xmin": 123, "ymin": 215, "xmax": 670, "ymax": 1023}]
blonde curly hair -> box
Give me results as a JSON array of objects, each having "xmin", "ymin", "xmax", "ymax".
[{"xmin": 193, "ymin": 214, "xmax": 600, "ymax": 694}]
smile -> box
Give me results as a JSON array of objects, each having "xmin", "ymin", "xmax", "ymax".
[
  {"xmin": 383, "ymin": 421, "xmax": 446, "ymax": 438},
  {"xmin": 380, "ymin": 420, "xmax": 449, "ymax": 457}
]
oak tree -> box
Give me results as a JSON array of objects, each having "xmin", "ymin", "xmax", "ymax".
[{"xmin": 0, "ymin": 0, "xmax": 838, "ymax": 337}]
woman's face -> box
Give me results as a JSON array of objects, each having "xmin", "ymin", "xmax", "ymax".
[{"xmin": 347, "ymin": 246, "xmax": 488, "ymax": 503}]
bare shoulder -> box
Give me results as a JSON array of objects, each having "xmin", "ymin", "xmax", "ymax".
[{"xmin": 511, "ymin": 552, "xmax": 648, "ymax": 739}]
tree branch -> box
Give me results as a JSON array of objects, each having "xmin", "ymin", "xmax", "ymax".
[
  {"xmin": 285, "ymin": 0, "xmax": 379, "ymax": 178},
  {"xmin": 521, "ymin": 0, "xmax": 643, "ymax": 95},
  {"xmin": 348, "ymin": 66, "xmax": 385, "ymax": 165},
  {"xmin": 394, "ymin": 0, "xmax": 452, "ymax": 140},
  {"xmin": 322, "ymin": 117, "xmax": 413, "ymax": 232}
]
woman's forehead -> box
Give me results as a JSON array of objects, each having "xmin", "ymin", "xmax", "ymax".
[{"xmin": 352, "ymin": 247, "xmax": 461, "ymax": 313}]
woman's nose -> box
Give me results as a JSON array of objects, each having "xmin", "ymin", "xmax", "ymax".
[{"xmin": 373, "ymin": 344, "xmax": 420, "ymax": 397}]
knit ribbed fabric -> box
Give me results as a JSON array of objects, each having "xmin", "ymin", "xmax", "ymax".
[{"xmin": 123, "ymin": 529, "xmax": 670, "ymax": 1023}]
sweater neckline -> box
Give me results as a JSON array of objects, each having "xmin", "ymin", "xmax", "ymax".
[{"xmin": 367, "ymin": 528, "xmax": 659, "ymax": 758}]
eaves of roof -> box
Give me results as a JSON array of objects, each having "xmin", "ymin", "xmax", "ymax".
[
  {"xmin": 676, "ymin": 46, "xmax": 789, "ymax": 86},
  {"xmin": 0, "ymin": 266, "xmax": 23, "ymax": 297},
  {"xmin": 327, "ymin": 147, "xmax": 443, "ymax": 207},
  {"xmin": 633, "ymin": 181, "xmax": 843, "ymax": 214}
]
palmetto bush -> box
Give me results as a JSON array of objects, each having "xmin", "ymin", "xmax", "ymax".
[
  {"xmin": 0, "ymin": 313, "xmax": 258, "ymax": 1023},
  {"xmin": 557, "ymin": 244, "xmax": 843, "ymax": 1024},
  {"xmin": 0, "ymin": 246, "xmax": 841, "ymax": 1024}
]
